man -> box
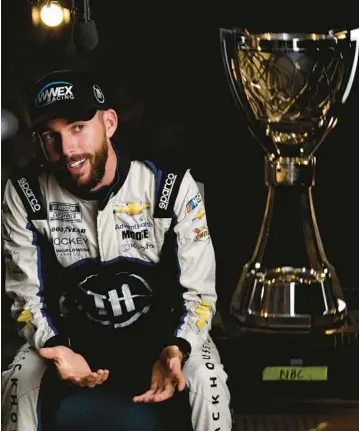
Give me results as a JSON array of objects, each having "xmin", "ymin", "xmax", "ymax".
[{"xmin": 1, "ymin": 69, "xmax": 232, "ymax": 430}]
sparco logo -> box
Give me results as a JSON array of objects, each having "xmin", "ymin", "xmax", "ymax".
[
  {"xmin": 159, "ymin": 173, "xmax": 177, "ymax": 210},
  {"xmin": 35, "ymin": 81, "xmax": 74, "ymax": 107},
  {"xmin": 17, "ymin": 178, "xmax": 41, "ymax": 212}
]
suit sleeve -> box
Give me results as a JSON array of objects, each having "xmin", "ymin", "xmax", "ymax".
[
  {"xmin": 171, "ymin": 170, "xmax": 217, "ymax": 352},
  {"xmin": 2, "ymin": 180, "xmax": 64, "ymax": 350}
]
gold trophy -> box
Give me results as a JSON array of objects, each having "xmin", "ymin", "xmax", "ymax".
[{"xmin": 219, "ymin": 28, "xmax": 359, "ymax": 330}]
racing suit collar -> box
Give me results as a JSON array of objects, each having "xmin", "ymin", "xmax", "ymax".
[{"xmin": 98, "ymin": 141, "xmax": 131, "ymax": 210}]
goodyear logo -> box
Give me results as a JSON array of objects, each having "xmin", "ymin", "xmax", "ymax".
[
  {"xmin": 195, "ymin": 299, "xmax": 212, "ymax": 331},
  {"xmin": 186, "ymin": 193, "xmax": 202, "ymax": 213},
  {"xmin": 194, "ymin": 227, "xmax": 209, "ymax": 242},
  {"xmin": 113, "ymin": 202, "xmax": 149, "ymax": 216}
]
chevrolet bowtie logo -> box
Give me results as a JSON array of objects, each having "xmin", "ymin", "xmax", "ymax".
[
  {"xmin": 195, "ymin": 299, "xmax": 212, "ymax": 331},
  {"xmin": 114, "ymin": 202, "xmax": 149, "ymax": 216},
  {"xmin": 192, "ymin": 209, "xmax": 205, "ymax": 221}
]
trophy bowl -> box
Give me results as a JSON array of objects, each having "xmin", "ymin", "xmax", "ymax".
[{"xmin": 219, "ymin": 28, "xmax": 359, "ymax": 330}]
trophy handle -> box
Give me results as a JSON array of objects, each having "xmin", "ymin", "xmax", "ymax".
[
  {"xmin": 342, "ymin": 28, "xmax": 359, "ymax": 103},
  {"xmin": 219, "ymin": 29, "xmax": 243, "ymax": 115},
  {"xmin": 308, "ymin": 27, "xmax": 359, "ymax": 157}
]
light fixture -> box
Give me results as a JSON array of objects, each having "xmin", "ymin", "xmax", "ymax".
[
  {"xmin": 28, "ymin": 0, "xmax": 98, "ymax": 51},
  {"xmin": 40, "ymin": 2, "xmax": 63, "ymax": 27},
  {"xmin": 30, "ymin": 1, "xmax": 71, "ymax": 28}
]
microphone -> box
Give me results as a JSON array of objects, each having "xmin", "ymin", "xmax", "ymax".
[{"xmin": 73, "ymin": 0, "xmax": 98, "ymax": 51}]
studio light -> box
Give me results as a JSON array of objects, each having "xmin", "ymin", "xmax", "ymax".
[
  {"xmin": 28, "ymin": 0, "xmax": 98, "ymax": 51},
  {"xmin": 40, "ymin": 2, "xmax": 63, "ymax": 27},
  {"xmin": 31, "ymin": 1, "xmax": 71, "ymax": 28}
]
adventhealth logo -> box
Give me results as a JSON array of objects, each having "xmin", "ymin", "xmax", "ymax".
[{"xmin": 35, "ymin": 81, "xmax": 74, "ymax": 107}]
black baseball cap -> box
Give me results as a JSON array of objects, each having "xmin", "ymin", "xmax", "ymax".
[{"xmin": 29, "ymin": 69, "xmax": 110, "ymax": 131}]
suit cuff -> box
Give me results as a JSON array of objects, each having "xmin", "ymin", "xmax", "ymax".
[
  {"xmin": 164, "ymin": 336, "xmax": 192, "ymax": 366},
  {"xmin": 43, "ymin": 335, "xmax": 70, "ymax": 348}
]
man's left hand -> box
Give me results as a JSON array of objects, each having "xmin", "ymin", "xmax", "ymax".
[{"xmin": 132, "ymin": 346, "xmax": 186, "ymax": 403}]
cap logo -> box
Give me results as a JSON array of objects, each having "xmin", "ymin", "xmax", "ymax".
[
  {"xmin": 35, "ymin": 81, "xmax": 74, "ymax": 108},
  {"xmin": 93, "ymin": 84, "xmax": 105, "ymax": 104}
]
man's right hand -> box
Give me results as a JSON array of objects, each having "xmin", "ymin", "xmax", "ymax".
[{"xmin": 39, "ymin": 345, "xmax": 109, "ymax": 388}]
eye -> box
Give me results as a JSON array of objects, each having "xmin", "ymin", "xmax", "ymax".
[
  {"xmin": 73, "ymin": 124, "xmax": 84, "ymax": 132},
  {"xmin": 41, "ymin": 132, "xmax": 56, "ymax": 143}
]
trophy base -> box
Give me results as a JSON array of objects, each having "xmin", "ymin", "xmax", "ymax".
[
  {"xmin": 231, "ymin": 265, "xmax": 347, "ymax": 330},
  {"xmin": 214, "ymin": 310, "xmax": 359, "ymax": 407}
]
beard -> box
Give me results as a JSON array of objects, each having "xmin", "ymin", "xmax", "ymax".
[{"xmin": 54, "ymin": 133, "xmax": 109, "ymax": 193}]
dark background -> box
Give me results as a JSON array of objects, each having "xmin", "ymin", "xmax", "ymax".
[{"xmin": 2, "ymin": 1, "xmax": 359, "ymax": 318}]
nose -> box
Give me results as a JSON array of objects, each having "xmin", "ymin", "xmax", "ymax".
[{"xmin": 60, "ymin": 132, "xmax": 76, "ymax": 158}]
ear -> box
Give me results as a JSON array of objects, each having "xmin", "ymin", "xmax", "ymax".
[{"xmin": 103, "ymin": 109, "xmax": 118, "ymax": 138}]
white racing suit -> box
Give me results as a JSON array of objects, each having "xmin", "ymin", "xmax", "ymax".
[{"xmin": 2, "ymin": 148, "xmax": 232, "ymax": 430}]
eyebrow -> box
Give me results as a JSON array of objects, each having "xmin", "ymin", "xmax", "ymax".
[
  {"xmin": 40, "ymin": 121, "xmax": 84, "ymax": 134},
  {"xmin": 40, "ymin": 129, "xmax": 56, "ymax": 135}
]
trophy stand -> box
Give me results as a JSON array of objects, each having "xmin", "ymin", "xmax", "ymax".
[
  {"xmin": 218, "ymin": 28, "xmax": 359, "ymax": 403},
  {"xmin": 232, "ymin": 154, "xmax": 346, "ymax": 330}
]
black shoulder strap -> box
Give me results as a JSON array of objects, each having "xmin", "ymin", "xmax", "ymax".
[
  {"xmin": 11, "ymin": 162, "xmax": 47, "ymax": 220},
  {"xmin": 153, "ymin": 166, "xmax": 187, "ymax": 219}
]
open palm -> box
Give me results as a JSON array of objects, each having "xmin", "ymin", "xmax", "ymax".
[{"xmin": 39, "ymin": 345, "xmax": 109, "ymax": 388}]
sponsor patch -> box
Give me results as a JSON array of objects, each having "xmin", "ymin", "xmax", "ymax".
[
  {"xmin": 93, "ymin": 84, "xmax": 105, "ymax": 103},
  {"xmin": 52, "ymin": 235, "xmax": 90, "ymax": 257},
  {"xmin": 17, "ymin": 177, "xmax": 42, "ymax": 213},
  {"xmin": 71, "ymin": 272, "xmax": 153, "ymax": 329},
  {"xmin": 52, "ymin": 237, "xmax": 88, "ymax": 246},
  {"xmin": 35, "ymin": 81, "xmax": 74, "ymax": 108},
  {"xmin": 158, "ymin": 173, "xmax": 177, "ymax": 210},
  {"xmin": 49, "ymin": 202, "xmax": 81, "ymax": 222},
  {"xmin": 121, "ymin": 229, "xmax": 149, "ymax": 240},
  {"xmin": 113, "ymin": 202, "xmax": 149, "ymax": 216},
  {"xmin": 192, "ymin": 209, "xmax": 205, "ymax": 221},
  {"xmin": 153, "ymin": 168, "xmax": 185, "ymax": 219},
  {"xmin": 120, "ymin": 242, "xmax": 154, "ymax": 252},
  {"xmin": 194, "ymin": 227, "xmax": 210, "ymax": 242},
  {"xmin": 115, "ymin": 221, "xmax": 153, "ymax": 230},
  {"xmin": 51, "ymin": 226, "xmax": 86, "ymax": 233},
  {"xmin": 17, "ymin": 309, "xmax": 33, "ymax": 332},
  {"xmin": 186, "ymin": 193, "xmax": 202, "ymax": 213},
  {"xmin": 12, "ymin": 172, "xmax": 46, "ymax": 220},
  {"xmin": 195, "ymin": 299, "xmax": 212, "ymax": 331}
]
